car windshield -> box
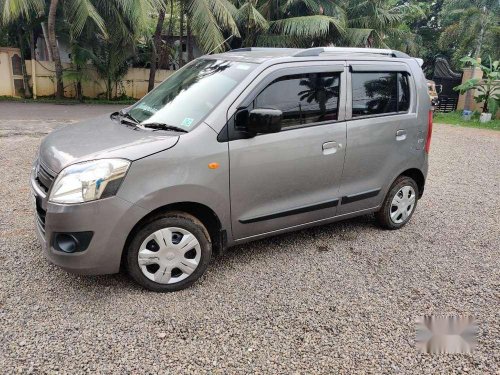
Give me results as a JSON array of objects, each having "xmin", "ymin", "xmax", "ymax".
[{"xmin": 128, "ymin": 58, "xmax": 257, "ymax": 131}]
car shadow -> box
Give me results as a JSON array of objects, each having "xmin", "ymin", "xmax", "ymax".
[
  {"xmin": 60, "ymin": 213, "xmax": 379, "ymax": 293},
  {"xmin": 218, "ymin": 213, "xmax": 377, "ymax": 260}
]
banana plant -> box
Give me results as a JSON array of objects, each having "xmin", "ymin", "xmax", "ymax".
[{"xmin": 454, "ymin": 57, "xmax": 500, "ymax": 115}]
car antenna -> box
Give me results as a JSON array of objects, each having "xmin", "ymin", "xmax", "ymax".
[{"xmin": 207, "ymin": 34, "xmax": 235, "ymax": 55}]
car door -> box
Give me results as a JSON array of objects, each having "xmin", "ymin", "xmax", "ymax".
[
  {"xmin": 226, "ymin": 63, "xmax": 347, "ymax": 240},
  {"xmin": 338, "ymin": 60, "xmax": 417, "ymax": 215}
]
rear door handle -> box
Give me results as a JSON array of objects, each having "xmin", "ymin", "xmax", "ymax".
[
  {"xmin": 322, "ymin": 141, "xmax": 340, "ymax": 155},
  {"xmin": 396, "ymin": 129, "xmax": 407, "ymax": 141}
]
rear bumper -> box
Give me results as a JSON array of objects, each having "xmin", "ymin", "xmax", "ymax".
[{"xmin": 31, "ymin": 167, "xmax": 147, "ymax": 275}]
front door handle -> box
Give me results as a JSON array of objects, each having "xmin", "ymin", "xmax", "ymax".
[
  {"xmin": 322, "ymin": 141, "xmax": 340, "ymax": 155},
  {"xmin": 396, "ymin": 129, "xmax": 407, "ymax": 141}
]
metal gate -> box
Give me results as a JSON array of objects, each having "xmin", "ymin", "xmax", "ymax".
[{"xmin": 433, "ymin": 58, "xmax": 462, "ymax": 113}]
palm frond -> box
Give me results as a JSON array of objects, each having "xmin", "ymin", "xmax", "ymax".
[
  {"xmin": 1, "ymin": 0, "xmax": 44, "ymax": 24},
  {"xmin": 188, "ymin": 0, "xmax": 240, "ymax": 53},
  {"xmin": 256, "ymin": 33, "xmax": 302, "ymax": 48},
  {"xmin": 270, "ymin": 15, "xmax": 345, "ymax": 38},
  {"xmin": 282, "ymin": 0, "xmax": 321, "ymax": 14},
  {"xmin": 236, "ymin": 2, "xmax": 268, "ymax": 32},
  {"xmin": 343, "ymin": 28, "xmax": 373, "ymax": 47},
  {"xmin": 66, "ymin": 0, "xmax": 107, "ymax": 38}
]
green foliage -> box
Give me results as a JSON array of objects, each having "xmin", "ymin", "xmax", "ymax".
[
  {"xmin": 230, "ymin": 0, "xmax": 347, "ymax": 48},
  {"xmin": 187, "ymin": 0, "xmax": 240, "ymax": 52},
  {"xmin": 1, "ymin": 0, "xmax": 498, "ymax": 103},
  {"xmin": 434, "ymin": 111, "xmax": 500, "ymax": 130},
  {"xmin": 438, "ymin": 0, "xmax": 500, "ymax": 67},
  {"xmin": 0, "ymin": 0, "xmax": 44, "ymax": 24},
  {"xmin": 454, "ymin": 57, "xmax": 500, "ymax": 114}
]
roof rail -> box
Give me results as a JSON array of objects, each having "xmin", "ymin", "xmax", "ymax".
[
  {"xmin": 293, "ymin": 47, "xmax": 410, "ymax": 58},
  {"xmin": 229, "ymin": 47, "xmax": 296, "ymax": 53}
]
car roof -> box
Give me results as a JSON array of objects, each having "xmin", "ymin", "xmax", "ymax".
[{"xmin": 208, "ymin": 47, "xmax": 417, "ymax": 64}]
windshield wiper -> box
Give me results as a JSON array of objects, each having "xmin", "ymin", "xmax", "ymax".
[
  {"xmin": 142, "ymin": 123, "xmax": 188, "ymax": 133},
  {"xmin": 118, "ymin": 110, "xmax": 139, "ymax": 125},
  {"xmin": 121, "ymin": 113, "xmax": 139, "ymax": 125}
]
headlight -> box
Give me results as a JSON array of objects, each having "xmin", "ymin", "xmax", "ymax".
[{"xmin": 49, "ymin": 159, "xmax": 130, "ymax": 204}]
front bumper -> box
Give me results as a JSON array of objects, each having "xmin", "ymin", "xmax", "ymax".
[{"xmin": 31, "ymin": 164, "xmax": 147, "ymax": 275}]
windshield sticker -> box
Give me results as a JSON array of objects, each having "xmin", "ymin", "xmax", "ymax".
[
  {"xmin": 235, "ymin": 64, "xmax": 251, "ymax": 70},
  {"xmin": 181, "ymin": 117, "xmax": 194, "ymax": 127}
]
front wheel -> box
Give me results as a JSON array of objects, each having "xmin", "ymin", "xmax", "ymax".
[
  {"xmin": 375, "ymin": 176, "xmax": 419, "ymax": 230},
  {"xmin": 126, "ymin": 212, "xmax": 212, "ymax": 292}
]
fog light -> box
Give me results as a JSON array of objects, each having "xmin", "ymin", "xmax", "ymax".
[
  {"xmin": 55, "ymin": 234, "xmax": 78, "ymax": 253},
  {"xmin": 52, "ymin": 232, "xmax": 93, "ymax": 253}
]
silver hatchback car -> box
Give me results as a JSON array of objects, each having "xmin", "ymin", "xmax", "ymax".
[{"xmin": 31, "ymin": 47, "xmax": 432, "ymax": 292}]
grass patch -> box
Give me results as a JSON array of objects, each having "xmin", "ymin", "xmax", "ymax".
[
  {"xmin": 434, "ymin": 111, "xmax": 499, "ymax": 131},
  {"xmin": 0, "ymin": 96, "xmax": 136, "ymax": 105}
]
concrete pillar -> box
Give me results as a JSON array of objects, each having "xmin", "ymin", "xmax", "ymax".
[{"xmin": 457, "ymin": 61, "xmax": 483, "ymax": 112}]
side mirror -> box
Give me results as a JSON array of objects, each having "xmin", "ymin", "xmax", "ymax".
[{"xmin": 236, "ymin": 108, "xmax": 282, "ymax": 135}]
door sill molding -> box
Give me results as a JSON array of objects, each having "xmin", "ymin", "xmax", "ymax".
[
  {"xmin": 239, "ymin": 198, "xmax": 339, "ymax": 224},
  {"xmin": 341, "ymin": 188, "xmax": 380, "ymax": 205},
  {"xmin": 235, "ymin": 206, "xmax": 380, "ymax": 242}
]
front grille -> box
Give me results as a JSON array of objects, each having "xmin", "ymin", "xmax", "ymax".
[
  {"xmin": 35, "ymin": 196, "xmax": 46, "ymax": 233},
  {"xmin": 36, "ymin": 161, "xmax": 55, "ymax": 193},
  {"xmin": 33, "ymin": 160, "xmax": 54, "ymax": 234}
]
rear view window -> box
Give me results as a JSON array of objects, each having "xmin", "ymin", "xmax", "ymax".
[
  {"xmin": 352, "ymin": 72, "xmax": 410, "ymax": 117},
  {"xmin": 254, "ymin": 72, "xmax": 340, "ymax": 128}
]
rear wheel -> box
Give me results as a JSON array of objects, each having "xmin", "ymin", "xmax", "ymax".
[
  {"xmin": 126, "ymin": 212, "xmax": 212, "ymax": 292},
  {"xmin": 376, "ymin": 176, "xmax": 419, "ymax": 230}
]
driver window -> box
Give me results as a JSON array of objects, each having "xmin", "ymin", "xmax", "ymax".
[{"xmin": 253, "ymin": 72, "xmax": 341, "ymax": 129}]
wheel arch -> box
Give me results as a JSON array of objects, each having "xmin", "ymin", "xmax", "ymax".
[
  {"xmin": 121, "ymin": 201, "xmax": 226, "ymax": 269},
  {"xmin": 399, "ymin": 168, "xmax": 426, "ymax": 198}
]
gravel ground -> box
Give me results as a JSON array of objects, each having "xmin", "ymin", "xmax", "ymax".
[{"xmin": 0, "ymin": 103, "xmax": 499, "ymax": 374}]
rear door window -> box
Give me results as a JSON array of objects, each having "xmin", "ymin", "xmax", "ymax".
[
  {"xmin": 254, "ymin": 72, "xmax": 341, "ymax": 128},
  {"xmin": 352, "ymin": 72, "xmax": 410, "ymax": 117},
  {"xmin": 397, "ymin": 73, "xmax": 410, "ymax": 112}
]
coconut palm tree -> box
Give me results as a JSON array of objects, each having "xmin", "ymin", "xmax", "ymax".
[
  {"xmin": 1, "ymin": 0, "xmax": 44, "ymax": 21},
  {"xmin": 439, "ymin": 0, "xmax": 500, "ymax": 65},
  {"xmin": 45, "ymin": 0, "xmax": 108, "ymax": 98},
  {"xmin": 73, "ymin": 0, "xmax": 165, "ymax": 99},
  {"xmin": 0, "ymin": 0, "xmax": 45, "ymax": 98},
  {"xmin": 186, "ymin": 0, "xmax": 240, "ymax": 53},
  {"xmin": 3, "ymin": 0, "xmax": 165, "ymax": 98},
  {"xmin": 148, "ymin": 5, "xmax": 166, "ymax": 92},
  {"xmin": 231, "ymin": 0, "xmax": 345, "ymax": 48},
  {"xmin": 342, "ymin": 0, "xmax": 420, "ymax": 49}
]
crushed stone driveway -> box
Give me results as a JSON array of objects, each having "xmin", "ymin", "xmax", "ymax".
[{"xmin": 0, "ymin": 102, "xmax": 499, "ymax": 373}]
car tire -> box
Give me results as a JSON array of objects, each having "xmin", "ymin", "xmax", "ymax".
[
  {"xmin": 375, "ymin": 176, "xmax": 419, "ymax": 230},
  {"xmin": 126, "ymin": 212, "xmax": 212, "ymax": 292}
]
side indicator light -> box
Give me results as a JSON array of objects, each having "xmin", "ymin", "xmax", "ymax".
[{"xmin": 208, "ymin": 162, "xmax": 220, "ymax": 169}]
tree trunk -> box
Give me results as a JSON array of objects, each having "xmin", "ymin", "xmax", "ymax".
[
  {"xmin": 48, "ymin": 0, "xmax": 64, "ymax": 98},
  {"xmin": 482, "ymin": 94, "xmax": 489, "ymax": 113},
  {"xmin": 76, "ymin": 81, "xmax": 83, "ymax": 101},
  {"xmin": 29, "ymin": 30, "xmax": 35, "ymax": 60},
  {"xmin": 107, "ymin": 77, "xmax": 112, "ymax": 100},
  {"xmin": 178, "ymin": 1, "xmax": 184, "ymax": 68},
  {"xmin": 30, "ymin": 29, "xmax": 37, "ymax": 99},
  {"xmin": 76, "ymin": 63, "xmax": 83, "ymax": 102},
  {"xmin": 17, "ymin": 31, "xmax": 32, "ymax": 98},
  {"xmin": 366, "ymin": 34, "xmax": 374, "ymax": 48},
  {"xmin": 187, "ymin": 14, "xmax": 193, "ymax": 62},
  {"xmin": 475, "ymin": 6, "xmax": 486, "ymax": 58},
  {"xmin": 165, "ymin": 0, "xmax": 174, "ymax": 69},
  {"xmin": 40, "ymin": 22, "xmax": 53, "ymax": 61},
  {"xmin": 148, "ymin": 9, "xmax": 166, "ymax": 92}
]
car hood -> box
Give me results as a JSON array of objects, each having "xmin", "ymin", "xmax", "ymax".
[{"xmin": 39, "ymin": 114, "xmax": 179, "ymax": 173}]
